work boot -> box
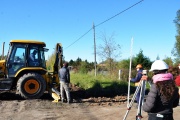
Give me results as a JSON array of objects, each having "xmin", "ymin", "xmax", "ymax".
[
  {"xmin": 67, "ymin": 100, "xmax": 71, "ymax": 104},
  {"xmin": 61, "ymin": 99, "xmax": 65, "ymax": 103}
]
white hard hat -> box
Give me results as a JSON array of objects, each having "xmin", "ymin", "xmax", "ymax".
[{"xmin": 149, "ymin": 60, "xmax": 169, "ymax": 71}]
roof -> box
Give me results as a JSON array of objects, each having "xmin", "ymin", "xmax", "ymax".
[{"xmin": 10, "ymin": 40, "xmax": 46, "ymax": 47}]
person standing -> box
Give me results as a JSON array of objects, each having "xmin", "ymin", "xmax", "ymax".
[
  {"xmin": 130, "ymin": 64, "xmax": 143, "ymax": 105},
  {"xmin": 29, "ymin": 49, "xmax": 39, "ymax": 66},
  {"xmin": 142, "ymin": 60, "xmax": 179, "ymax": 120},
  {"xmin": 29, "ymin": 50, "xmax": 37, "ymax": 61},
  {"xmin": 175, "ymin": 64, "xmax": 180, "ymax": 95},
  {"xmin": 59, "ymin": 62, "xmax": 71, "ymax": 104}
]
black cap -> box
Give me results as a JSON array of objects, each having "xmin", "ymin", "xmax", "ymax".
[{"xmin": 63, "ymin": 62, "xmax": 68, "ymax": 67}]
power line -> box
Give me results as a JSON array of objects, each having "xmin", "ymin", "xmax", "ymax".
[
  {"xmin": 64, "ymin": 0, "xmax": 144, "ymax": 50},
  {"xmin": 95, "ymin": 0, "xmax": 144, "ymax": 27},
  {"xmin": 64, "ymin": 28, "xmax": 92, "ymax": 49}
]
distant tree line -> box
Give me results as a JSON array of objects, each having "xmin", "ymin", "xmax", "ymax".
[{"xmin": 68, "ymin": 57, "xmax": 95, "ymax": 74}]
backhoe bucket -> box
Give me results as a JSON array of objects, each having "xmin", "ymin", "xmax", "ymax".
[
  {"xmin": 52, "ymin": 93, "xmax": 60, "ymax": 102},
  {"xmin": 49, "ymin": 87, "xmax": 61, "ymax": 102}
]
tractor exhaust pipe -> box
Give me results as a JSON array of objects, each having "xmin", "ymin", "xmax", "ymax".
[{"xmin": 1, "ymin": 42, "xmax": 5, "ymax": 60}]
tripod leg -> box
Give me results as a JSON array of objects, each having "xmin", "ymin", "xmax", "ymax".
[
  {"xmin": 136, "ymin": 81, "xmax": 146, "ymax": 120},
  {"xmin": 123, "ymin": 80, "xmax": 143, "ymax": 120}
]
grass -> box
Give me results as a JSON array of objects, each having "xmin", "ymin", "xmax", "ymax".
[
  {"xmin": 70, "ymin": 72, "xmax": 136, "ymax": 97},
  {"xmin": 71, "ymin": 72, "xmax": 125, "ymax": 89}
]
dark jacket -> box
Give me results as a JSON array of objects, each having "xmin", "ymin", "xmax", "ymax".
[
  {"xmin": 59, "ymin": 66, "xmax": 70, "ymax": 83},
  {"xmin": 143, "ymin": 83, "xmax": 179, "ymax": 114},
  {"xmin": 131, "ymin": 69, "xmax": 143, "ymax": 82}
]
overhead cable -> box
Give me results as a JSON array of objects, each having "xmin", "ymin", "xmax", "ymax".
[
  {"xmin": 65, "ymin": 0, "xmax": 144, "ymax": 50},
  {"xmin": 64, "ymin": 28, "xmax": 93, "ymax": 49},
  {"xmin": 95, "ymin": 0, "xmax": 144, "ymax": 27}
]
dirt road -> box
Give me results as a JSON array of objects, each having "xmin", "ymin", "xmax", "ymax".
[
  {"xmin": 0, "ymin": 94, "xmax": 180, "ymax": 120},
  {"xmin": 0, "ymin": 99, "xmax": 144, "ymax": 120}
]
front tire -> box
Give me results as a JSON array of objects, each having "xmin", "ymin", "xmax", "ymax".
[{"xmin": 17, "ymin": 73, "xmax": 46, "ymax": 99}]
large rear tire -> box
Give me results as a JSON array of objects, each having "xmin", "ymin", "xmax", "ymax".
[{"xmin": 17, "ymin": 73, "xmax": 46, "ymax": 99}]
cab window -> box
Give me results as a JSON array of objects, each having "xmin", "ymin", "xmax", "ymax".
[{"xmin": 8, "ymin": 44, "xmax": 26, "ymax": 75}]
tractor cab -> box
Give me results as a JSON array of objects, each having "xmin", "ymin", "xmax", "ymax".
[
  {"xmin": 0, "ymin": 40, "xmax": 48, "ymax": 91},
  {"xmin": 6, "ymin": 40, "xmax": 48, "ymax": 77}
]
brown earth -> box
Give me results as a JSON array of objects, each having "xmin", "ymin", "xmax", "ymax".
[{"xmin": 0, "ymin": 88, "xmax": 180, "ymax": 120}]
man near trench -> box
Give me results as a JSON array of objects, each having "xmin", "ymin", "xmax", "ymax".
[{"xmin": 59, "ymin": 62, "xmax": 71, "ymax": 104}]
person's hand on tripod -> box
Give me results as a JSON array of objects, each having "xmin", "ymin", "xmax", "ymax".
[{"xmin": 141, "ymin": 75, "xmax": 148, "ymax": 81}]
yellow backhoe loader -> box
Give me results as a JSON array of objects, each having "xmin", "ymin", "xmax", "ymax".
[{"xmin": 0, "ymin": 40, "xmax": 63, "ymax": 102}]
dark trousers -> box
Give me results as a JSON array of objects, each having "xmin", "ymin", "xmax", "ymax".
[
  {"xmin": 136, "ymin": 87, "xmax": 141, "ymax": 104},
  {"xmin": 148, "ymin": 113, "xmax": 173, "ymax": 120}
]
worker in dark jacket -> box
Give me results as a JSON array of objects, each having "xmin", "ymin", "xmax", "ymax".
[
  {"xmin": 59, "ymin": 62, "xmax": 71, "ymax": 103},
  {"xmin": 142, "ymin": 60, "xmax": 179, "ymax": 120},
  {"xmin": 131, "ymin": 64, "xmax": 143, "ymax": 104}
]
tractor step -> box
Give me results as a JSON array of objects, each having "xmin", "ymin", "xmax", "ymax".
[{"xmin": 0, "ymin": 78, "xmax": 13, "ymax": 90}]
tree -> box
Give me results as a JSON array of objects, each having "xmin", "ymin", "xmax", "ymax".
[
  {"xmin": 46, "ymin": 44, "xmax": 65, "ymax": 71},
  {"xmin": 117, "ymin": 59, "xmax": 133, "ymax": 81},
  {"xmin": 69, "ymin": 59, "xmax": 75, "ymax": 66},
  {"xmin": 118, "ymin": 59, "xmax": 131, "ymax": 69},
  {"xmin": 46, "ymin": 52, "xmax": 56, "ymax": 71},
  {"xmin": 133, "ymin": 49, "xmax": 152, "ymax": 69},
  {"xmin": 79, "ymin": 61, "xmax": 89, "ymax": 74},
  {"xmin": 68, "ymin": 58, "xmax": 95, "ymax": 73},
  {"xmin": 172, "ymin": 10, "xmax": 180, "ymax": 57},
  {"xmin": 117, "ymin": 50, "xmax": 151, "ymax": 81},
  {"xmin": 163, "ymin": 57, "xmax": 173, "ymax": 67},
  {"xmin": 97, "ymin": 32, "xmax": 121, "ymax": 75},
  {"xmin": 76, "ymin": 57, "xmax": 82, "ymax": 66}
]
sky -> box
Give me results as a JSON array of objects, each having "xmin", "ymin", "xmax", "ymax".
[{"xmin": 0, "ymin": 0, "xmax": 180, "ymax": 63}]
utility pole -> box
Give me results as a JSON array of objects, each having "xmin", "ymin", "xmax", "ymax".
[{"xmin": 93, "ymin": 23, "xmax": 97, "ymax": 77}]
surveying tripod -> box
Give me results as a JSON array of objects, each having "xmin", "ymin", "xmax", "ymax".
[{"xmin": 123, "ymin": 70, "xmax": 148, "ymax": 120}]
